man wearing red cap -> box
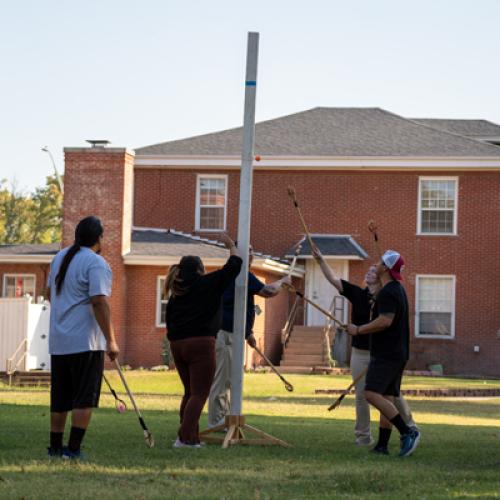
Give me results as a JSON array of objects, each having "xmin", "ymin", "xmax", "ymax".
[{"xmin": 347, "ymin": 250, "xmax": 420, "ymax": 457}]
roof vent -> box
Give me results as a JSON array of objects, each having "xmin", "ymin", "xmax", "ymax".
[{"xmin": 86, "ymin": 139, "xmax": 111, "ymax": 148}]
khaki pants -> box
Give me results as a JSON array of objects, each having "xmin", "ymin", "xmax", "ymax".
[
  {"xmin": 207, "ymin": 330, "xmax": 233, "ymax": 427},
  {"xmin": 350, "ymin": 347, "xmax": 416, "ymax": 443}
]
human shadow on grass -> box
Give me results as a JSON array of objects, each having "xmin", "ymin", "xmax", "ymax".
[
  {"xmin": 0, "ymin": 401, "xmax": 499, "ymax": 500},
  {"xmin": 0, "ymin": 402, "xmax": 498, "ymax": 463}
]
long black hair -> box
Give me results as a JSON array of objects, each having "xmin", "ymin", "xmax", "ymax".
[
  {"xmin": 55, "ymin": 216, "xmax": 104, "ymax": 294},
  {"xmin": 164, "ymin": 255, "xmax": 204, "ymax": 298}
]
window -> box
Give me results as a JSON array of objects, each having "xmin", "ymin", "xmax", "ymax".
[
  {"xmin": 418, "ymin": 177, "xmax": 458, "ymax": 235},
  {"xmin": 156, "ymin": 277, "xmax": 168, "ymax": 327},
  {"xmin": 195, "ymin": 175, "xmax": 227, "ymax": 231},
  {"xmin": 415, "ymin": 276, "xmax": 455, "ymax": 338},
  {"xmin": 2, "ymin": 274, "xmax": 36, "ymax": 298}
]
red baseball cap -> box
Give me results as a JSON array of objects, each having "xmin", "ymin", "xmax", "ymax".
[{"xmin": 382, "ymin": 250, "xmax": 405, "ymax": 281}]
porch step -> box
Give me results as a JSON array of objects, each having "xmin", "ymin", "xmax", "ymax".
[
  {"xmin": 280, "ymin": 325, "xmax": 331, "ymax": 369},
  {"xmin": 2, "ymin": 371, "xmax": 51, "ymax": 387},
  {"xmin": 281, "ymin": 354, "xmax": 326, "ymax": 365},
  {"xmin": 284, "ymin": 345, "xmax": 325, "ymax": 355},
  {"xmin": 279, "ymin": 366, "xmax": 314, "ymax": 374}
]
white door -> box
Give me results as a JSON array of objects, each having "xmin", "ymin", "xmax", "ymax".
[{"xmin": 305, "ymin": 259, "xmax": 348, "ymax": 326}]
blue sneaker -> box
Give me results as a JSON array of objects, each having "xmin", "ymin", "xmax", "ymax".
[
  {"xmin": 47, "ymin": 447, "xmax": 62, "ymax": 458},
  {"xmin": 61, "ymin": 446, "xmax": 86, "ymax": 460},
  {"xmin": 399, "ymin": 429, "xmax": 421, "ymax": 457}
]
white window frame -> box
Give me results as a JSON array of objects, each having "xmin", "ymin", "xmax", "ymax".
[
  {"xmin": 195, "ymin": 174, "xmax": 228, "ymax": 232},
  {"xmin": 415, "ymin": 274, "xmax": 456, "ymax": 340},
  {"xmin": 156, "ymin": 276, "xmax": 168, "ymax": 328},
  {"xmin": 417, "ymin": 176, "xmax": 458, "ymax": 236},
  {"xmin": 2, "ymin": 274, "xmax": 36, "ymax": 298}
]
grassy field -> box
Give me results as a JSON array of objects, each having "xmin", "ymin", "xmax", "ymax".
[{"xmin": 0, "ymin": 372, "xmax": 499, "ymax": 499}]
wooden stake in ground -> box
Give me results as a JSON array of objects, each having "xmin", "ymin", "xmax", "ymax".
[
  {"xmin": 328, "ymin": 369, "xmax": 368, "ymax": 411},
  {"xmin": 287, "ymin": 186, "xmax": 315, "ymax": 251}
]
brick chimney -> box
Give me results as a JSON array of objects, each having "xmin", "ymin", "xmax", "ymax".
[{"xmin": 62, "ymin": 142, "xmax": 134, "ymax": 356}]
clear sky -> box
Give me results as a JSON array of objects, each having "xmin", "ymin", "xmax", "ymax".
[{"xmin": 1, "ymin": 0, "xmax": 499, "ymax": 191}]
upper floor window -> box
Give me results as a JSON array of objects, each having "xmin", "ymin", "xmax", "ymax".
[
  {"xmin": 2, "ymin": 274, "xmax": 36, "ymax": 298},
  {"xmin": 195, "ymin": 175, "xmax": 227, "ymax": 231},
  {"xmin": 418, "ymin": 177, "xmax": 458, "ymax": 235},
  {"xmin": 415, "ymin": 275, "xmax": 455, "ymax": 339}
]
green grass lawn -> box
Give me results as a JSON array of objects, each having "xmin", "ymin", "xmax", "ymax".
[{"xmin": 0, "ymin": 372, "xmax": 499, "ymax": 499}]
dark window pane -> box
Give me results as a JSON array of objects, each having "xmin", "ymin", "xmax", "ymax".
[
  {"xmin": 421, "ymin": 210, "xmax": 454, "ymax": 233},
  {"xmin": 419, "ymin": 312, "xmax": 451, "ymax": 336}
]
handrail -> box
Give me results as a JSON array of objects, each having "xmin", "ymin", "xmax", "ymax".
[
  {"xmin": 322, "ymin": 297, "xmax": 337, "ymax": 366},
  {"xmin": 6, "ymin": 338, "xmax": 28, "ymax": 386},
  {"xmin": 282, "ymin": 296, "xmax": 300, "ymax": 346}
]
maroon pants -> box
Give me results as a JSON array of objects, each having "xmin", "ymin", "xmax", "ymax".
[{"xmin": 169, "ymin": 336, "xmax": 216, "ymax": 444}]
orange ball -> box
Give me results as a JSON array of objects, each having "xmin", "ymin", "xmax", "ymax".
[{"xmin": 255, "ymin": 155, "xmax": 261, "ymax": 161}]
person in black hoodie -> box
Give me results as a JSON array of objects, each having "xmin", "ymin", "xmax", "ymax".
[{"xmin": 165, "ymin": 233, "xmax": 242, "ymax": 448}]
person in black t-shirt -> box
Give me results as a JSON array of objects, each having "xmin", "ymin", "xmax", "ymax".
[
  {"xmin": 347, "ymin": 250, "xmax": 421, "ymax": 458},
  {"xmin": 165, "ymin": 233, "xmax": 242, "ymax": 448},
  {"xmin": 207, "ymin": 244, "xmax": 291, "ymax": 428},
  {"xmin": 313, "ymin": 247, "xmax": 416, "ymax": 447}
]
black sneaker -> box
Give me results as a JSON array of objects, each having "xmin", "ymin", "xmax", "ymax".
[
  {"xmin": 47, "ymin": 447, "xmax": 62, "ymax": 458},
  {"xmin": 371, "ymin": 446, "xmax": 389, "ymax": 455}
]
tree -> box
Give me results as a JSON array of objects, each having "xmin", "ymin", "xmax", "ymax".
[
  {"xmin": 0, "ymin": 176, "xmax": 62, "ymax": 244},
  {"xmin": 30, "ymin": 175, "xmax": 63, "ymax": 244}
]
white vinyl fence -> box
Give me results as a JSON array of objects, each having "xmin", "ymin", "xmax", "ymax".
[{"xmin": 0, "ymin": 297, "xmax": 50, "ymax": 372}]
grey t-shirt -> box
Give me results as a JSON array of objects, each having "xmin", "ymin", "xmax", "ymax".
[{"xmin": 48, "ymin": 246, "xmax": 112, "ymax": 355}]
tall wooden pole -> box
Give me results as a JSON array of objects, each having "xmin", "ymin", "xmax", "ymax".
[{"xmin": 230, "ymin": 32, "xmax": 259, "ymax": 416}]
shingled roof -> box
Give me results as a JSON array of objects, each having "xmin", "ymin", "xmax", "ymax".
[
  {"xmin": 411, "ymin": 119, "xmax": 500, "ymax": 138},
  {"xmin": 135, "ymin": 107, "xmax": 500, "ymax": 157},
  {"xmin": 0, "ymin": 243, "xmax": 60, "ymax": 256},
  {"xmin": 129, "ymin": 228, "xmax": 287, "ymax": 263},
  {"xmin": 285, "ymin": 235, "xmax": 368, "ymax": 260}
]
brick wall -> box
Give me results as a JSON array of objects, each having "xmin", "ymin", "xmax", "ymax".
[
  {"xmin": 63, "ymin": 148, "xmax": 134, "ymax": 359},
  {"xmin": 133, "ymin": 167, "xmax": 500, "ymax": 376}
]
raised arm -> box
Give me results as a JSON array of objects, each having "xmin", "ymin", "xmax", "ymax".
[{"xmin": 312, "ymin": 245, "xmax": 343, "ymax": 293}]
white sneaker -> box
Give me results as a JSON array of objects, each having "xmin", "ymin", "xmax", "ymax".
[
  {"xmin": 173, "ymin": 438, "xmax": 202, "ymax": 449},
  {"xmin": 355, "ymin": 437, "xmax": 375, "ymax": 447}
]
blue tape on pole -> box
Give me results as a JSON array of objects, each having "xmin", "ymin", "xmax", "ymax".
[{"xmin": 245, "ymin": 81, "xmax": 256, "ymax": 86}]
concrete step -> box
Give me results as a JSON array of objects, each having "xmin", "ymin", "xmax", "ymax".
[
  {"xmin": 287, "ymin": 334, "xmax": 326, "ymax": 342},
  {"xmin": 282, "ymin": 354, "xmax": 326, "ymax": 365},
  {"xmin": 285, "ymin": 345, "xmax": 325, "ymax": 355},
  {"xmin": 292, "ymin": 326, "xmax": 325, "ymax": 334},
  {"xmin": 279, "ymin": 366, "xmax": 313, "ymax": 374}
]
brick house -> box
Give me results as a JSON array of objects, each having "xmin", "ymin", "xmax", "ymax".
[{"xmin": 1, "ymin": 107, "xmax": 500, "ymax": 376}]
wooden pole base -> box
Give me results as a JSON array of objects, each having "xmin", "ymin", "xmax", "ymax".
[{"xmin": 199, "ymin": 415, "xmax": 290, "ymax": 449}]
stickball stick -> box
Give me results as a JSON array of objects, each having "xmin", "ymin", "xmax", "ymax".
[
  {"xmin": 368, "ymin": 220, "xmax": 383, "ymax": 259},
  {"xmin": 102, "ymin": 373, "xmax": 127, "ymax": 413},
  {"xmin": 328, "ymin": 368, "xmax": 368, "ymax": 411},
  {"xmin": 114, "ymin": 359, "xmax": 155, "ymax": 448},
  {"xmin": 287, "ymin": 186, "xmax": 315, "ymax": 251},
  {"xmin": 286, "ymin": 286, "xmax": 347, "ymax": 329},
  {"xmin": 288, "ymin": 242, "xmax": 303, "ymax": 276},
  {"xmin": 253, "ymin": 345, "xmax": 294, "ymax": 392}
]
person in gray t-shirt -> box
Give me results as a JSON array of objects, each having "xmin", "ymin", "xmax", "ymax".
[{"xmin": 47, "ymin": 216, "xmax": 119, "ymax": 459}]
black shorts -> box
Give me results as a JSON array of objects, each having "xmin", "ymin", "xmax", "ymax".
[
  {"xmin": 365, "ymin": 357, "xmax": 406, "ymax": 397},
  {"xmin": 50, "ymin": 351, "xmax": 105, "ymax": 412}
]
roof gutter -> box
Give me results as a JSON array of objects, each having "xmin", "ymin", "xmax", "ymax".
[
  {"xmin": 123, "ymin": 254, "xmax": 304, "ymax": 277},
  {"xmin": 0, "ymin": 255, "xmax": 54, "ymax": 264}
]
